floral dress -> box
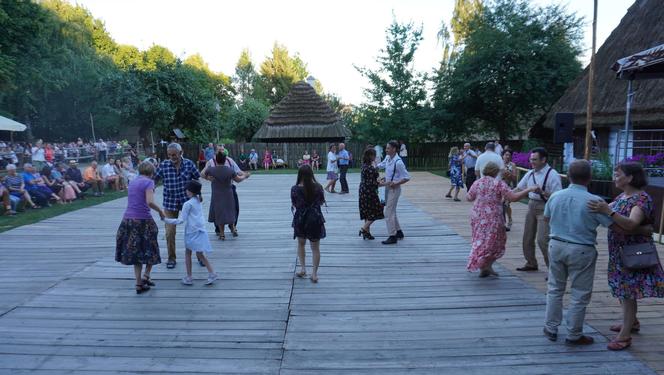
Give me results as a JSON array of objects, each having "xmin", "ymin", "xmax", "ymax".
[
  {"xmin": 359, "ymin": 163, "xmax": 385, "ymax": 221},
  {"xmin": 607, "ymin": 192, "xmax": 664, "ymax": 300},
  {"xmin": 466, "ymin": 176, "xmax": 512, "ymax": 271},
  {"xmin": 449, "ymin": 155, "xmax": 463, "ymax": 188}
]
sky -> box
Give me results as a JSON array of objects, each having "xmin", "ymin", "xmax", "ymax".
[{"xmin": 69, "ymin": 0, "xmax": 633, "ymax": 105}]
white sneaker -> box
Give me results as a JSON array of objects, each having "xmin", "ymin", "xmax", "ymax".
[
  {"xmin": 205, "ymin": 273, "xmax": 218, "ymax": 285},
  {"xmin": 181, "ymin": 276, "xmax": 193, "ymax": 285}
]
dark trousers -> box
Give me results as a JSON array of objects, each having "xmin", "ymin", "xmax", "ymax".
[
  {"xmin": 465, "ymin": 167, "xmax": 476, "ymax": 190},
  {"xmin": 99, "ymin": 150, "xmax": 107, "ymax": 163},
  {"xmin": 401, "ymin": 156, "xmax": 408, "ymax": 168},
  {"xmin": 27, "ymin": 188, "xmax": 50, "ymax": 206},
  {"xmin": 339, "ymin": 165, "xmax": 349, "ymax": 193}
]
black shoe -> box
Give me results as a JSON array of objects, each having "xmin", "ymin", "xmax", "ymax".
[
  {"xmin": 359, "ymin": 228, "xmax": 375, "ymax": 240},
  {"xmin": 516, "ymin": 265, "xmax": 538, "ymax": 271},
  {"xmin": 396, "ymin": 230, "xmax": 404, "ymax": 239},
  {"xmin": 166, "ymin": 260, "xmax": 176, "ymax": 269},
  {"xmin": 543, "ymin": 328, "xmax": 557, "ymax": 341},
  {"xmin": 382, "ymin": 236, "xmax": 398, "ymax": 245}
]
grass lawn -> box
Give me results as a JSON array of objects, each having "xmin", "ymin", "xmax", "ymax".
[{"xmin": 0, "ymin": 190, "xmax": 127, "ymax": 233}]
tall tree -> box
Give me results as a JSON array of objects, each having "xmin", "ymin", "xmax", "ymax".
[
  {"xmin": 353, "ymin": 18, "xmax": 429, "ymax": 143},
  {"xmin": 259, "ymin": 43, "xmax": 309, "ymax": 104},
  {"xmin": 435, "ymin": 0, "xmax": 583, "ymax": 140}
]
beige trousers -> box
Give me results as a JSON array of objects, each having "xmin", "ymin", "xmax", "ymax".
[
  {"xmin": 164, "ymin": 209, "xmax": 179, "ymax": 261},
  {"xmin": 522, "ymin": 199, "xmax": 550, "ymax": 268},
  {"xmin": 385, "ymin": 185, "xmax": 402, "ymax": 236}
]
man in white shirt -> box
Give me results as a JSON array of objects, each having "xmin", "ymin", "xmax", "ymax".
[
  {"xmin": 475, "ymin": 142, "xmax": 504, "ymax": 178},
  {"xmin": 377, "ymin": 140, "xmax": 410, "ymax": 245},
  {"xmin": 100, "ymin": 158, "xmax": 122, "ymax": 191},
  {"xmin": 249, "ymin": 149, "xmax": 258, "ymax": 170},
  {"xmin": 515, "ymin": 147, "xmax": 562, "ymax": 272},
  {"xmin": 96, "ymin": 139, "xmax": 108, "ymax": 163}
]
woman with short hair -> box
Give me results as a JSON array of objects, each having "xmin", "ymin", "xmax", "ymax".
[
  {"xmin": 324, "ymin": 144, "xmax": 338, "ymax": 193},
  {"xmin": 115, "ymin": 161, "xmax": 166, "ymax": 294},
  {"xmin": 588, "ymin": 162, "xmax": 664, "ymax": 350},
  {"xmin": 445, "ymin": 146, "xmax": 463, "ymax": 201},
  {"xmin": 466, "ymin": 162, "xmax": 536, "ymax": 277}
]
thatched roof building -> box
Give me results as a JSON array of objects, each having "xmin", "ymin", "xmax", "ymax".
[
  {"xmin": 538, "ymin": 0, "xmax": 664, "ymax": 131},
  {"xmin": 253, "ymin": 81, "xmax": 351, "ymax": 142}
]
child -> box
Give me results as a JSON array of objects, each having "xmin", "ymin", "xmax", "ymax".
[{"xmin": 163, "ymin": 180, "xmax": 218, "ymax": 285}]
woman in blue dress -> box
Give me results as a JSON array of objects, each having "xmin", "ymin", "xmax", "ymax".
[{"xmin": 445, "ymin": 146, "xmax": 464, "ymax": 201}]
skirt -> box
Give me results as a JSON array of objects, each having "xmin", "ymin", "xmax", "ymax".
[
  {"xmin": 185, "ymin": 230, "xmax": 212, "ymax": 253},
  {"xmin": 115, "ymin": 218, "xmax": 161, "ymax": 265},
  {"xmin": 326, "ymin": 171, "xmax": 338, "ymax": 180}
]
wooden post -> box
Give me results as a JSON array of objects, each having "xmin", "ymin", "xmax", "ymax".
[
  {"xmin": 659, "ymin": 198, "xmax": 664, "ymax": 244},
  {"xmin": 584, "ymin": 0, "xmax": 598, "ymax": 160},
  {"xmin": 89, "ymin": 113, "xmax": 96, "ymax": 143}
]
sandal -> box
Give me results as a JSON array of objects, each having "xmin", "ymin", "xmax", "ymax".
[
  {"xmin": 310, "ymin": 275, "xmax": 319, "ymax": 283},
  {"xmin": 610, "ymin": 320, "xmax": 640, "ymax": 333},
  {"xmin": 142, "ymin": 276, "xmax": 155, "ymax": 287},
  {"xmin": 231, "ymin": 227, "xmax": 238, "ymax": 237},
  {"xmin": 607, "ymin": 337, "xmax": 632, "ymax": 351},
  {"xmin": 218, "ymin": 233, "xmax": 225, "ymax": 240},
  {"xmin": 296, "ymin": 271, "xmax": 307, "ymax": 278},
  {"xmin": 135, "ymin": 284, "xmax": 150, "ymax": 294}
]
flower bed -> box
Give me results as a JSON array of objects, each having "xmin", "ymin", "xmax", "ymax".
[{"xmin": 625, "ymin": 153, "xmax": 664, "ymax": 176}]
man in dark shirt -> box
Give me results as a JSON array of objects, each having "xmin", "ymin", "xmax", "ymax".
[{"xmin": 64, "ymin": 159, "xmax": 90, "ymax": 196}]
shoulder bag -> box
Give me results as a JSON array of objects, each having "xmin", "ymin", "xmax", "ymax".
[{"xmin": 621, "ymin": 242, "xmax": 661, "ymax": 270}]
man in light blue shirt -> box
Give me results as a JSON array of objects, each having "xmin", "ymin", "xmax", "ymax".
[
  {"xmin": 542, "ymin": 160, "xmax": 612, "ymax": 345},
  {"xmin": 337, "ymin": 143, "xmax": 350, "ymax": 194}
]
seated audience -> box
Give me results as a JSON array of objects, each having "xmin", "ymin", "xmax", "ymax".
[
  {"xmin": 83, "ymin": 161, "xmax": 104, "ymax": 196},
  {"xmin": 3, "ymin": 164, "xmax": 36, "ymax": 209},
  {"xmin": 22, "ymin": 163, "xmax": 61, "ymax": 206}
]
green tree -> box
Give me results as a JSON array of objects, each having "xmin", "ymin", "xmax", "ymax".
[
  {"xmin": 353, "ymin": 18, "xmax": 429, "ymax": 143},
  {"xmin": 259, "ymin": 43, "xmax": 309, "ymax": 104},
  {"xmin": 433, "ymin": 0, "xmax": 583, "ymax": 140},
  {"xmin": 223, "ymin": 98, "xmax": 270, "ymax": 142}
]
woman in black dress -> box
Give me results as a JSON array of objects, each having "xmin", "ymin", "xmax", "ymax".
[
  {"xmin": 358, "ymin": 148, "xmax": 386, "ymax": 240},
  {"xmin": 291, "ymin": 165, "xmax": 326, "ymax": 283}
]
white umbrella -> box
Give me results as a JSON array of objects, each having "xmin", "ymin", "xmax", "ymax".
[{"xmin": 0, "ymin": 115, "xmax": 27, "ymax": 132}]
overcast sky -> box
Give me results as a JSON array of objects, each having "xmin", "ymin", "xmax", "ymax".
[{"xmin": 69, "ymin": 0, "xmax": 633, "ymax": 104}]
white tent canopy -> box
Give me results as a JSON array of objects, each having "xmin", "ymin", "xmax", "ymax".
[{"xmin": 0, "ymin": 115, "xmax": 27, "ymax": 132}]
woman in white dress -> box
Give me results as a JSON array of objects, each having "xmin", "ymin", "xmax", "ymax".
[{"xmin": 324, "ymin": 144, "xmax": 338, "ymax": 193}]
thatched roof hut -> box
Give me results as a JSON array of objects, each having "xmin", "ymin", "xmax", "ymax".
[
  {"xmin": 253, "ymin": 81, "xmax": 351, "ymax": 142},
  {"xmin": 538, "ymin": 0, "xmax": 664, "ymax": 131}
]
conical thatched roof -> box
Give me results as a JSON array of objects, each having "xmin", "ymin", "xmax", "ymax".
[
  {"xmin": 253, "ymin": 81, "xmax": 351, "ymax": 142},
  {"xmin": 540, "ymin": 0, "xmax": 664, "ymax": 129}
]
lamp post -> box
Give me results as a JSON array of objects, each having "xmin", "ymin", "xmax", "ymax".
[{"xmin": 584, "ymin": 0, "xmax": 598, "ymax": 160}]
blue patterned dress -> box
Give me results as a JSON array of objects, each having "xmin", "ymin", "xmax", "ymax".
[
  {"xmin": 607, "ymin": 192, "xmax": 664, "ymax": 300},
  {"xmin": 449, "ymin": 155, "xmax": 463, "ymax": 188}
]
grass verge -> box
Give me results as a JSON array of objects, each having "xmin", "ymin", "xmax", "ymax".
[{"xmin": 0, "ymin": 190, "xmax": 127, "ymax": 233}]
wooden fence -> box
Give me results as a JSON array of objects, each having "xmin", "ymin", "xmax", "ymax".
[{"xmin": 168, "ymin": 140, "xmax": 525, "ymax": 171}]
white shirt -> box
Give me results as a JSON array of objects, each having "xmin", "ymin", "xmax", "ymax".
[
  {"xmin": 97, "ymin": 142, "xmax": 108, "ymax": 151},
  {"xmin": 31, "ymin": 147, "xmax": 45, "ymax": 162},
  {"xmin": 475, "ymin": 151, "xmax": 505, "ymax": 178},
  {"xmin": 326, "ymin": 151, "xmax": 337, "ymax": 172},
  {"xmin": 164, "ymin": 197, "xmax": 207, "ymax": 234},
  {"xmin": 249, "ymin": 152, "xmax": 258, "ymax": 162},
  {"xmin": 495, "ymin": 143, "xmax": 503, "ymax": 156},
  {"xmin": 399, "ymin": 144, "xmax": 408, "ymax": 157},
  {"xmin": 374, "ymin": 145, "xmax": 383, "ymax": 161},
  {"xmin": 517, "ymin": 164, "xmax": 562, "ymax": 201},
  {"xmin": 377, "ymin": 155, "xmax": 410, "ymax": 184},
  {"xmin": 100, "ymin": 163, "xmax": 117, "ymax": 178}
]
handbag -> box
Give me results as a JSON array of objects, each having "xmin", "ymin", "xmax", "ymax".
[{"xmin": 621, "ymin": 242, "xmax": 660, "ymax": 270}]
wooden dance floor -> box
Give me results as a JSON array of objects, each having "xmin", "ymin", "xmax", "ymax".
[{"xmin": 0, "ymin": 174, "xmax": 657, "ymax": 374}]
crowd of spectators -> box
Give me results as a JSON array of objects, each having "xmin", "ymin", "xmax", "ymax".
[{"xmin": 1, "ymin": 137, "xmax": 145, "ymax": 216}]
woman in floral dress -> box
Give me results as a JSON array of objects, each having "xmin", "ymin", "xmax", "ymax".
[
  {"xmin": 358, "ymin": 148, "xmax": 386, "ymax": 240},
  {"xmin": 445, "ymin": 147, "xmax": 464, "ymax": 201},
  {"xmin": 467, "ymin": 162, "xmax": 536, "ymax": 277},
  {"xmin": 588, "ymin": 162, "xmax": 664, "ymax": 350}
]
